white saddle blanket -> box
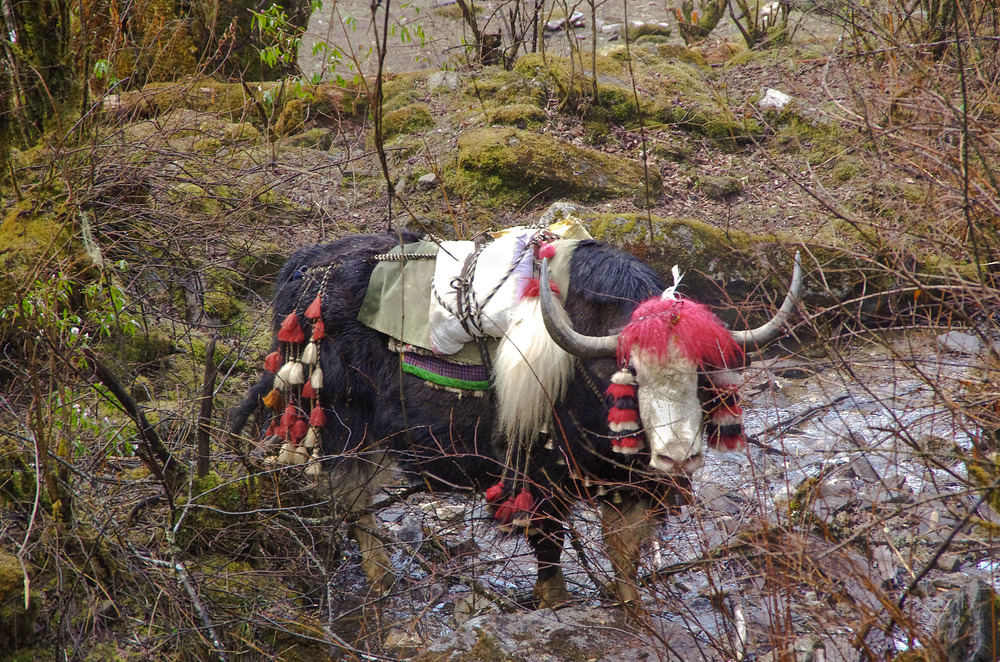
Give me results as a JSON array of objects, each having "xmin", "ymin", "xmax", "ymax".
[{"xmin": 428, "ymin": 230, "xmax": 537, "ymax": 355}]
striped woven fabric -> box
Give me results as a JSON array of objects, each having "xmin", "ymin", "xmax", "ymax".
[{"xmin": 401, "ymin": 352, "xmax": 490, "ymax": 391}]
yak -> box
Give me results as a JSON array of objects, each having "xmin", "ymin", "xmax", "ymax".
[{"xmin": 230, "ymin": 227, "xmax": 801, "ymax": 605}]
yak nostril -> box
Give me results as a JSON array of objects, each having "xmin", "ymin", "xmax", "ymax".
[{"xmin": 650, "ymin": 454, "xmax": 704, "ymax": 473}]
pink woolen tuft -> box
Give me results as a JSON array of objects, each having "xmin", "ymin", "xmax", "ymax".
[
  {"xmin": 618, "ymin": 298, "xmax": 742, "ymax": 369},
  {"xmin": 538, "ymin": 243, "xmax": 557, "ymax": 259}
]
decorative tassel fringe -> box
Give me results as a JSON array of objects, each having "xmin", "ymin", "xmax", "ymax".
[
  {"xmin": 305, "ymin": 294, "xmax": 323, "ymax": 320},
  {"xmin": 301, "ymin": 381, "xmax": 317, "ymax": 400},
  {"xmin": 312, "ymin": 319, "xmax": 326, "ymax": 341},
  {"xmin": 304, "ymin": 450, "xmax": 323, "ymax": 476},
  {"xmin": 262, "ymin": 388, "xmax": 283, "ymax": 412},
  {"xmin": 277, "ymin": 442, "xmax": 309, "ymax": 465},
  {"xmin": 301, "ymin": 341, "xmax": 319, "ymax": 366},
  {"xmin": 290, "ymin": 419, "xmax": 309, "ymax": 443},
  {"xmin": 311, "ymin": 366, "xmax": 324, "ymax": 390},
  {"xmin": 264, "ymin": 351, "xmax": 282, "ymax": 374},
  {"xmin": 310, "ymin": 405, "xmax": 327, "ymax": 427},
  {"xmin": 607, "ymin": 367, "xmax": 644, "ymax": 455},
  {"xmin": 278, "ymin": 313, "xmax": 306, "ymax": 343},
  {"xmin": 303, "ymin": 427, "xmax": 319, "ymax": 449}
]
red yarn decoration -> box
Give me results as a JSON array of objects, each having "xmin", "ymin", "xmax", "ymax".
[
  {"xmin": 305, "ymin": 294, "xmax": 322, "ymax": 320},
  {"xmin": 264, "ymin": 351, "xmax": 282, "ymax": 374},
  {"xmin": 519, "ymin": 277, "xmax": 560, "ymax": 300},
  {"xmin": 310, "ymin": 406, "xmax": 327, "ymax": 427},
  {"xmin": 618, "ymin": 298, "xmax": 742, "ymax": 369},
  {"xmin": 312, "ymin": 319, "xmax": 326, "ymax": 341},
  {"xmin": 301, "ymin": 381, "xmax": 317, "ymax": 399},
  {"xmin": 485, "ymin": 482, "xmax": 505, "ymax": 503},
  {"xmin": 278, "ymin": 313, "xmax": 306, "ymax": 343},
  {"xmin": 290, "ymin": 419, "xmax": 309, "ymax": 443}
]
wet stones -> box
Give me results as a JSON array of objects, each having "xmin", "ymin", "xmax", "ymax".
[{"xmin": 935, "ymin": 578, "xmax": 1000, "ymax": 662}]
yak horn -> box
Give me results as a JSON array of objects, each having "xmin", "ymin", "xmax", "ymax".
[
  {"xmin": 729, "ymin": 251, "xmax": 803, "ymax": 348},
  {"xmin": 539, "ymin": 258, "xmax": 619, "ymax": 359}
]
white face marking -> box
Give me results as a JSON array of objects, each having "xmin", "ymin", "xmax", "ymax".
[{"xmin": 631, "ymin": 349, "xmax": 704, "ymax": 472}]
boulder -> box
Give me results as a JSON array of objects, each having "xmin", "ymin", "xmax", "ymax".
[{"xmin": 457, "ymin": 127, "xmax": 662, "ymax": 205}]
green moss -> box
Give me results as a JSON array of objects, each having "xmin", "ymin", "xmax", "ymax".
[
  {"xmin": 279, "ymin": 127, "xmax": 336, "ymax": 151},
  {"xmin": 379, "ymin": 103, "xmax": 435, "ymax": 141},
  {"xmin": 456, "ymin": 127, "xmax": 662, "ymax": 206},
  {"xmin": 381, "ymin": 73, "xmax": 428, "ymax": 112},
  {"xmin": 832, "ymin": 157, "xmax": 863, "ymax": 183},
  {"xmin": 464, "ymin": 70, "xmax": 547, "ymax": 107},
  {"xmin": 0, "ymin": 552, "xmax": 40, "ymax": 653},
  {"xmin": 0, "ymin": 199, "xmax": 91, "ymax": 305},
  {"xmin": 174, "ymin": 471, "xmax": 258, "ymax": 553},
  {"xmin": 488, "ymin": 103, "xmax": 547, "ymax": 127}
]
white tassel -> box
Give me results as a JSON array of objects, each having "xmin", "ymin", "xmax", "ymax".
[
  {"xmin": 311, "ymin": 366, "xmax": 324, "ymax": 390},
  {"xmin": 611, "ymin": 369, "xmax": 637, "ymax": 385},
  {"xmin": 287, "ymin": 361, "xmax": 305, "ymax": 385},
  {"xmin": 303, "ymin": 427, "xmax": 319, "ymax": 449},
  {"xmin": 282, "ymin": 443, "xmax": 309, "ymax": 465},
  {"xmin": 305, "ymin": 450, "xmax": 323, "ymax": 477},
  {"xmin": 301, "ymin": 341, "xmax": 319, "ymax": 366},
  {"xmin": 610, "ymin": 421, "xmax": 640, "ymax": 433},
  {"xmin": 276, "ymin": 361, "xmax": 295, "ymax": 388}
]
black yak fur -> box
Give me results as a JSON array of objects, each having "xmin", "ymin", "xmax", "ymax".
[{"xmin": 231, "ymin": 231, "xmax": 694, "ymax": 603}]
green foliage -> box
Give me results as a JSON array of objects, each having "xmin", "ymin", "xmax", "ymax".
[{"xmin": 1, "ymin": 262, "xmax": 139, "ymax": 358}]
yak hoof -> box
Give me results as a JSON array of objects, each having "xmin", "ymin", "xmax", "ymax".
[
  {"xmin": 533, "ymin": 569, "xmax": 572, "ymax": 608},
  {"xmin": 599, "ymin": 577, "xmax": 640, "ymax": 605}
]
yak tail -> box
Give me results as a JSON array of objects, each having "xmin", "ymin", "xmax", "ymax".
[{"xmin": 227, "ymin": 371, "xmax": 276, "ymax": 436}]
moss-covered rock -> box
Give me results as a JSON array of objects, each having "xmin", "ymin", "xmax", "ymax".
[
  {"xmin": 379, "ymin": 103, "xmax": 436, "ymax": 142},
  {"xmin": 0, "ymin": 199, "xmax": 93, "ymax": 305},
  {"xmin": 0, "ymin": 551, "xmax": 40, "ymax": 653},
  {"xmin": 699, "ymin": 174, "xmax": 744, "ymax": 200},
  {"xmin": 488, "ymin": 103, "xmax": 547, "ymax": 127},
  {"xmin": 457, "ymin": 127, "xmax": 662, "ymax": 205},
  {"xmin": 463, "ymin": 69, "xmax": 547, "ymax": 108},
  {"xmin": 174, "ymin": 471, "xmax": 259, "ymax": 554}
]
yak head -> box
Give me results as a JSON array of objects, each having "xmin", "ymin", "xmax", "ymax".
[{"xmin": 539, "ymin": 254, "xmax": 802, "ymax": 476}]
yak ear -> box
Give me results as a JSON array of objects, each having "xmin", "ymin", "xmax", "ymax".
[{"xmin": 539, "ymin": 259, "xmax": 618, "ymax": 359}]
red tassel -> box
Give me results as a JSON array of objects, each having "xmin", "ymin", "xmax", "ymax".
[
  {"xmin": 281, "ymin": 404, "xmax": 298, "ymax": 428},
  {"xmin": 264, "ymin": 351, "xmax": 282, "ymax": 374},
  {"xmin": 606, "ymin": 382, "xmax": 636, "ymax": 399},
  {"xmin": 538, "ymin": 243, "xmax": 556, "ymax": 259},
  {"xmin": 511, "ymin": 489, "xmax": 534, "ymax": 513},
  {"xmin": 301, "ymin": 381, "xmax": 317, "ymax": 400},
  {"xmin": 278, "ymin": 313, "xmax": 306, "ymax": 343},
  {"xmin": 265, "ymin": 420, "xmax": 278, "ymax": 437},
  {"xmin": 305, "ymin": 295, "xmax": 322, "ymax": 320},
  {"xmin": 310, "ymin": 406, "xmax": 327, "ymax": 427},
  {"xmin": 608, "ymin": 407, "xmax": 639, "ymax": 424},
  {"xmin": 290, "ymin": 418, "xmax": 309, "ymax": 443},
  {"xmin": 615, "ymin": 436, "xmax": 644, "ymax": 454},
  {"xmin": 485, "ymin": 482, "xmax": 505, "ymax": 502},
  {"xmin": 494, "ymin": 500, "xmax": 515, "ymax": 525},
  {"xmin": 312, "ymin": 319, "xmax": 326, "ymax": 341}
]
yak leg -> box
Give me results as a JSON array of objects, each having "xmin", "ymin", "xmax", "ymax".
[
  {"xmin": 348, "ymin": 513, "xmax": 394, "ymax": 594},
  {"xmin": 529, "ymin": 524, "xmax": 571, "ymax": 607},
  {"xmin": 600, "ymin": 500, "xmax": 654, "ymax": 603},
  {"xmin": 317, "ymin": 462, "xmax": 395, "ymax": 595}
]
